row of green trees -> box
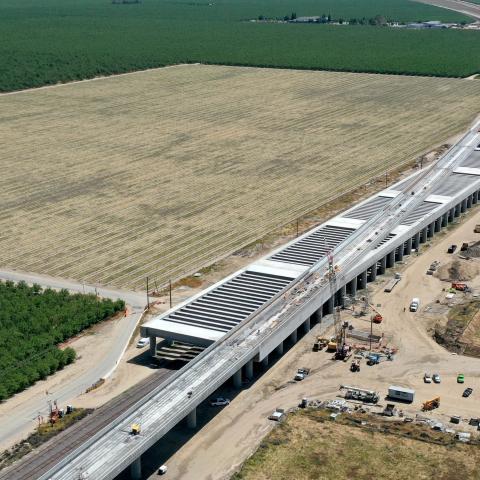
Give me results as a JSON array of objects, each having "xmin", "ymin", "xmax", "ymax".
[{"xmin": 0, "ymin": 281, "xmax": 125, "ymax": 401}]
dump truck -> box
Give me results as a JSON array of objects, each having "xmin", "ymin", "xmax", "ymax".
[{"xmin": 131, "ymin": 423, "xmax": 141, "ymax": 435}]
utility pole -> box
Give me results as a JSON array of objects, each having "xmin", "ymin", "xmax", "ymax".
[
  {"xmin": 146, "ymin": 276, "xmax": 150, "ymax": 309},
  {"xmin": 169, "ymin": 280, "xmax": 172, "ymax": 309},
  {"xmin": 385, "ymin": 172, "xmax": 388, "ymax": 187},
  {"xmin": 296, "ymin": 219, "xmax": 299, "ymax": 237}
]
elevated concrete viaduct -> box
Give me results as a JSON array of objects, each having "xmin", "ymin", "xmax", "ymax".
[{"xmin": 14, "ymin": 122, "xmax": 478, "ymax": 480}]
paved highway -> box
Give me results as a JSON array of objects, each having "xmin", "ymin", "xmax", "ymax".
[{"xmin": 29, "ymin": 121, "xmax": 480, "ymax": 480}]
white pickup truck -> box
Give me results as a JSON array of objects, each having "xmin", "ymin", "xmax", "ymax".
[{"xmin": 409, "ymin": 298, "xmax": 420, "ymax": 312}]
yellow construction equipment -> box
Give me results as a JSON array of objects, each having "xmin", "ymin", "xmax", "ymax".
[
  {"xmin": 422, "ymin": 397, "xmax": 440, "ymax": 411},
  {"xmin": 131, "ymin": 423, "xmax": 141, "ymax": 435}
]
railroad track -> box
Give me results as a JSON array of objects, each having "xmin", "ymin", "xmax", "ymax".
[{"xmin": 0, "ymin": 365, "xmax": 179, "ymax": 480}]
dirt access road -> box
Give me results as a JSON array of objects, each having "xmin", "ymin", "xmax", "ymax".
[
  {"xmin": 416, "ymin": 0, "xmax": 480, "ymax": 20},
  {"xmin": 148, "ymin": 208, "xmax": 480, "ymax": 480}
]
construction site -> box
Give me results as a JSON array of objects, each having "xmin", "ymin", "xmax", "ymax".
[{"xmin": 1, "ymin": 117, "xmax": 480, "ymax": 480}]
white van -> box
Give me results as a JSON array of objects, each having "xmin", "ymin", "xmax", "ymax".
[
  {"xmin": 136, "ymin": 337, "xmax": 150, "ymax": 348},
  {"xmin": 409, "ymin": 298, "xmax": 420, "ymax": 312}
]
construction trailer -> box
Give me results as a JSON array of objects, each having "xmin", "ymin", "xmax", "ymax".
[{"xmin": 388, "ymin": 385, "xmax": 415, "ymax": 403}]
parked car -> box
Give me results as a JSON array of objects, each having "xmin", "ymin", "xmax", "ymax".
[
  {"xmin": 447, "ymin": 244, "xmax": 457, "ymax": 254},
  {"xmin": 463, "ymin": 388, "xmax": 473, "ymax": 398},
  {"xmin": 457, "ymin": 374, "xmax": 465, "ymax": 384},
  {"xmin": 210, "ymin": 397, "xmax": 230, "ymax": 407},
  {"xmin": 424, "ymin": 373, "xmax": 432, "ymax": 384},
  {"xmin": 136, "ymin": 337, "xmax": 150, "ymax": 348},
  {"xmin": 158, "ymin": 465, "xmax": 168, "ymax": 475},
  {"xmin": 294, "ymin": 367, "xmax": 311, "ymax": 381},
  {"xmin": 432, "ymin": 374, "xmax": 441, "ymax": 384}
]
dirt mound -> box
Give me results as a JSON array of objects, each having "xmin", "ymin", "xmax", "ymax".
[
  {"xmin": 464, "ymin": 240, "xmax": 480, "ymax": 258},
  {"xmin": 436, "ymin": 259, "xmax": 480, "ymax": 282}
]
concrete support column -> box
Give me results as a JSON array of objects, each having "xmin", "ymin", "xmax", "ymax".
[
  {"xmin": 187, "ymin": 408, "xmax": 197, "ymax": 429},
  {"xmin": 130, "ymin": 457, "xmax": 142, "ymax": 480},
  {"xmin": 303, "ymin": 317, "xmax": 311, "ymax": 334},
  {"xmin": 357, "ymin": 270, "xmax": 368, "ymax": 290},
  {"xmin": 275, "ymin": 342, "xmax": 284, "ymax": 356},
  {"xmin": 420, "ymin": 227, "xmax": 428, "ymax": 244},
  {"xmin": 245, "ymin": 359, "xmax": 254, "ymax": 379},
  {"xmin": 455, "ymin": 203, "xmax": 461, "ymax": 217},
  {"xmin": 405, "ymin": 237, "xmax": 412, "ymax": 255},
  {"xmin": 473, "ymin": 191, "xmax": 479, "ymax": 204},
  {"xmin": 290, "ymin": 329, "xmax": 298, "ymax": 344},
  {"xmin": 324, "ymin": 296, "xmax": 334, "ymax": 315},
  {"xmin": 233, "ymin": 369, "xmax": 242, "ymax": 389},
  {"xmin": 336, "ymin": 285, "xmax": 347, "ymax": 307},
  {"xmin": 396, "ymin": 245, "xmax": 404, "ymax": 262},
  {"xmin": 441, "ymin": 213, "xmax": 448, "ymax": 228},
  {"xmin": 347, "ymin": 278, "xmax": 357, "ymax": 297},
  {"xmin": 369, "ymin": 264, "xmax": 377, "ymax": 282},
  {"xmin": 461, "ymin": 198, "xmax": 467, "ymax": 213},
  {"xmin": 386, "ymin": 251, "xmax": 395, "ymax": 268},
  {"xmin": 435, "ymin": 217, "xmax": 442, "ymax": 233},
  {"xmin": 311, "ymin": 308, "xmax": 322, "ymax": 324},
  {"xmin": 427, "ymin": 222, "xmax": 435, "ymax": 238},
  {"xmin": 413, "ymin": 232, "xmax": 420, "ymax": 250},
  {"xmin": 261, "ymin": 355, "xmax": 269, "ymax": 369},
  {"xmin": 379, "ymin": 256, "xmax": 387, "ymax": 275},
  {"xmin": 149, "ymin": 335, "xmax": 156, "ymax": 357},
  {"xmin": 449, "ymin": 208, "xmax": 455, "ymax": 222}
]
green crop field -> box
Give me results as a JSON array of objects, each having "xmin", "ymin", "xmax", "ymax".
[
  {"xmin": 0, "ymin": 281, "xmax": 125, "ymax": 400},
  {"xmin": 0, "ymin": 0, "xmax": 478, "ymax": 92}
]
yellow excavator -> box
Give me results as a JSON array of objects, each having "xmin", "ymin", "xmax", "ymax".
[{"xmin": 422, "ymin": 397, "xmax": 440, "ymax": 411}]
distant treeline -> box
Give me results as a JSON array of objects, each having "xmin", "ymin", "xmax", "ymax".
[{"xmin": 0, "ymin": 281, "xmax": 125, "ymax": 401}]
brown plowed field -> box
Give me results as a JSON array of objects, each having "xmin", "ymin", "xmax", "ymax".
[{"xmin": 1, "ymin": 65, "xmax": 480, "ymax": 290}]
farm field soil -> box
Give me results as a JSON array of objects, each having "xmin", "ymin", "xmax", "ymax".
[
  {"xmin": 2, "ymin": 65, "xmax": 480, "ymax": 290},
  {"xmin": 233, "ymin": 410, "xmax": 480, "ymax": 480},
  {"xmin": 0, "ymin": 0, "xmax": 479, "ymax": 91}
]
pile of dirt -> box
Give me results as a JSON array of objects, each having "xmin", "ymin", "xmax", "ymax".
[
  {"xmin": 436, "ymin": 259, "xmax": 480, "ymax": 282},
  {"xmin": 464, "ymin": 241, "xmax": 480, "ymax": 258}
]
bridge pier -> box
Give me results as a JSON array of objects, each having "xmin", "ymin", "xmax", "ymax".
[
  {"xmin": 420, "ymin": 227, "xmax": 428, "ymax": 244},
  {"xmin": 396, "ymin": 246, "xmax": 404, "ymax": 262},
  {"xmin": 368, "ymin": 264, "xmax": 377, "ymax": 282},
  {"xmin": 467, "ymin": 194, "xmax": 473, "ymax": 209},
  {"xmin": 455, "ymin": 203, "xmax": 461, "ymax": 217},
  {"xmin": 412, "ymin": 232, "xmax": 420, "ymax": 250},
  {"xmin": 473, "ymin": 191, "xmax": 479, "ymax": 204},
  {"xmin": 311, "ymin": 308, "xmax": 322, "ymax": 324},
  {"xmin": 386, "ymin": 251, "xmax": 395, "ymax": 268},
  {"xmin": 427, "ymin": 222, "xmax": 434, "ymax": 239},
  {"xmin": 245, "ymin": 359, "xmax": 254, "ymax": 379},
  {"xmin": 275, "ymin": 342, "xmax": 284, "ymax": 356},
  {"xmin": 449, "ymin": 207, "xmax": 455, "ymax": 222},
  {"xmin": 434, "ymin": 217, "xmax": 442, "ymax": 233},
  {"xmin": 461, "ymin": 198, "xmax": 467, "ymax": 213},
  {"xmin": 335, "ymin": 285, "xmax": 346, "ymax": 307},
  {"xmin": 290, "ymin": 329, "xmax": 298, "ymax": 344},
  {"xmin": 130, "ymin": 457, "xmax": 142, "ymax": 480},
  {"xmin": 233, "ymin": 369, "xmax": 242, "ymax": 389},
  {"xmin": 303, "ymin": 318, "xmax": 311, "ymax": 334},
  {"xmin": 261, "ymin": 355, "xmax": 269, "ymax": 369},
  {"xmin": 405, "ymin": 237, "xmax": 412, "ymax": 255},
  {"xmin": 357, "ymin": 270, "xmax": 367, "ymax": 290},
  {"xmin": 149, "ymin": 335, "xmax": 157, "ymax": 357},
  {"xmin": 378, "ymin": 256, "xmax": 387, "ymax": 275},
  {"xmin": 441, "ymin": 212, "xmax": 448, "ymax": 228},
  {"xmin": 347, "ymin": 278, "xmax": 357, "ymax": 297},
  {"xmin": 187, "ymin": 408, "xmax": 197, "ymax": 429},
  {"xmin": 323, "ymin": 296, "xmax": 334, "ymax": 315}
]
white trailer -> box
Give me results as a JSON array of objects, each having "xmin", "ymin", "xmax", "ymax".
[{"xmin": 388, "ymin": 385, "xmax": 415, "ymax": 403}]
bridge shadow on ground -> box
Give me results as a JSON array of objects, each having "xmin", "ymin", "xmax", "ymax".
[{"xmin": 115, "ymin": 328, "xmax": 310, "ymax": 479}]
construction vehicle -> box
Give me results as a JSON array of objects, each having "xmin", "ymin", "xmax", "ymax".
[
  {"xmin": 313, "ymin": 337, "xmax": 328, "ymax": 351},
  {"xmin": 461, "ymin": 242, "xmax": 469, "ymax": 251},
  {"xmin": 131, "ymin": 423, "xmax": 141, "ymax": 435},
  {"xmin": 447, "ymin": 244, "xmax": 457, "ymax": 254},
  {"xmin": 409, "ymin": 297, "xmax": 420, "ymax": 312},
  {"xmin": 474, "ymin": 225, "xmax": 480, "ymax": 233},
  {"xmin": 350, "ymin": 358, "xmax": 361, "ymax": 372},
  {"xmin": 294, "ymin": 367, "xmax": 310, "ymax": 381},
  {"xmin": 452, "ymin": 282, "xmax": 468, "ymax": 291},
  {"xmin": 422, "ymin": 397, "xmax": 440, "ymax": 411},
  {"xmin": 340, "ymin": 385, "xmax": 379, "ymax": 404},
  {"xmin": 384, "ymin": 273, "xmax": 401, "ymax": 293},
  {"xmin": 326, "ymin": 251, "xmax": 350, "ymax": 360}
]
